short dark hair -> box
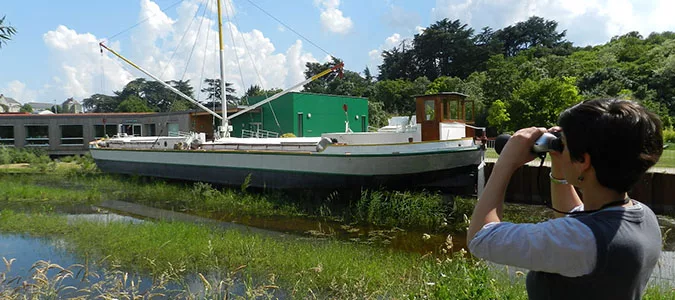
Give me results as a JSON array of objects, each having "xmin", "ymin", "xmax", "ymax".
[{"xmin": 559, "ymin": 99, "xmax": 663, "ymax": 193}]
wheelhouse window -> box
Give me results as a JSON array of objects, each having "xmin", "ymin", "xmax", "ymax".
[
  {"xmin": 0, "ymin": 126, "xmax": 14, "ymax": 146},
  {"xmin": 94, "ymin": 125, "xmax": 117, "ymax": 139},
  {"xmin": 60, "ymin": 125, "xmax": 84, "ymax": 145},
  {"xmin": 25, "ymin": 125, "xmax": 50, "ymax": 146},
  {"xmin": 443, "ymin": 99, "xmax": 459, "ymax": 120},
  {"xmin": 424, "ymin": 100, "xmax": 436, "ymax": 121}
]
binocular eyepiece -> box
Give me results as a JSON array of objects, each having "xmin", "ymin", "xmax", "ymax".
[{"xmin": 494, "ymin": 132, "xmax": 563, "ymax": 155}]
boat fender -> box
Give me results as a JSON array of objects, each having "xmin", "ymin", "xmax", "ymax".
[
  {"xmin": 316, "ymin": 137, "xmax": 333, "ymax": 152},
  {"xmin": 97, "ymin": 141, "xmax": 109, "ymax": 148}
]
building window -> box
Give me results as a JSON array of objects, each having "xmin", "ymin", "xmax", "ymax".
[
  {"xmin": 144, "ymin": 124, "xmax": 156, "ymax": 136},
  {"xmin": 25, "ymin": 125, "xmax": 49, "ymax": 146},
  {"xmin": 60, "ymin": 125, "xmax": 84, "ymax": 145},
  {"xmin": 167, "ymin": 123, "xmax": 179, "ymax": 136},
  {"xmin": 0, "ymin": 126, "xmax": 14, "ymax": 146},
  {"xmin": 94, "ymin": 125, "xmax": 118, "ymax": 139},
  {"xmin": 121, "ymin": 124, "xmax": 142, "ymax": 136}
]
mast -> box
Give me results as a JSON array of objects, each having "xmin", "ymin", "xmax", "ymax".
[{"xmin": 217, "ymin": 0, "xmax": 229, "ymax": 138}]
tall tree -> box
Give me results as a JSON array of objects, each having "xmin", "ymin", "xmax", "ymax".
[
  {"xmin": 377, "ymin": 41, "xmax": 418, "ymax": 81},
  {"xmin": 413, "ymin": 18, "xmax": 477, "ymax": 80},
  {"xmin": 201, "ymin": 78, "xmax": 239, "ymax": 107},
  {"xmin": 83, "ymin": 93, "xmax": 120, "ymax": 113},
  {"xmin": 494, "ymin": 16, "xmax": 569, "ymax": 57},
  {"xmin": 302, "ymin": 57, "xmax": 372, "ymax": 97},
  {"xmin": 116, "ymin": 95, "xmax": 152, "ymax": 112},
  {"xmin": 0, "ymin": 16, "xmax": 17, "ymax": 49}
]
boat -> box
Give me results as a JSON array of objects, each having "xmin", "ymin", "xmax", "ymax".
[{"xmin": 89, "ymin": 1, "xmax": 484, "ymax": 190}]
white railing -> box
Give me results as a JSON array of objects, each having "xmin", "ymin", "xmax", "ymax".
[
  {"xmin": 168, "ymin": 131, "xmax": 191, "ymax": 137},
  {"xmin": 241, "ymin": 129, "xmax": 279, "ymax": 138}
]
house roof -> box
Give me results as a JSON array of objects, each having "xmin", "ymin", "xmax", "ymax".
[
  {"xmin": 26, "ymin": 102, "xmax": 54, "ymax": 110},
  {"xmin": 0, "ymin": 94, "xmax": 21, "ymax": 105}
]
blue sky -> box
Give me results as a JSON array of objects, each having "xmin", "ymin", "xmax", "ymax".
[{"xmin": 1, "ymin": 0, "xmax": 674, "ymax": 104}]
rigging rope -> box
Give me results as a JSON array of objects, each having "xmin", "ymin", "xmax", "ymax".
[
  {"xmin": 223, "ymin": 2, "xmax": 247, "ymax": 104},
  {"xmin": 105, "ymin": 0, "xmax": 184, "ymax": 41},
  {"xmin": 181, "ymin": 2, "xmax": 210, "ymax": 82},
  {"xmin": 231, "ymin": 2, "xmax": 282, "ymax": 132},
  {"xmin": 196, "ymin": 0, "xmax": 215, "ymax": 104},
  {"xmin": 159, "ymin": 2, "xmax": 202, "ymax": 80},
  {"xmin": 243, "ymin": 0, "xmax": 334, "ymax": 58}
]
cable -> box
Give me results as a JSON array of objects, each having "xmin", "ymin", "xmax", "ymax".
[
  {"xmin": 231, "ymin": 4, "xmax": 282, "ymax": 132},
  {"xmin": 224, "ymin": 1, "xmax": 247, "ymax": 104},
  {"xmin": 160, "ymin": 2, "xmax": 202, "ymax": 80},
  {"xmin": 196, "ymin": 0, "xmax": 214, "ymax": 104},
  {"xmin": 181, "ymin": 2, "xmax": 210, "ymax": 81},
  {"xmin": 106, "ymin": 0, "xmax": 184, "ymax": 41},
  {"xmin": 243, "ymin": 0, "xmax": 334, "ymax": 58}
]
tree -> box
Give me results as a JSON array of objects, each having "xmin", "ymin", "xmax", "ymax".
[
  {"xmin": 201, "ymin": 78, "xmax": 238, "ymax": 107},
  {"xmin": 509, "ymin": 77, "xmax": 581, "ymax": 129},
  {"xmin": 371, "ymin": 77, "xmax": 430, "ymax": 115},
  {"xmin": 116, "ymin": 95, "xmax": 152, "ymax": 112},
  {"xmin": 368, "ymin": 100, "xmax": 389, "ymax": 129},
  {"xmin": 19, "ymin": 103, "xmax": 33, "ymax": 113},
  {"xmin": 377, "ymin": 41, "xmax": 419, "ymax": 81},
  {"xmin": 493, "ymin": 16, "xmax": 569, "ymax": 57},
  {"xmin": 412, "ymin": 19, "xmax": 477, "ymax": 80},
  {"xmin": 83, "ymin": 94, "xmax": 120, "ymax": 112},
  {"xmin": 487, "ymin": 100, "xmax": 510, "ymax": 133},
  {"xmin": 0, "ymin": 16, "xmax": 17, "ymax": 49}
]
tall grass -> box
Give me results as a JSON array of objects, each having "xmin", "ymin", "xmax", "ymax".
[
  {"xmin": 1, "ymin": 172, "xmax": 472, "ymax": 232},
  {"xmin": 0, "ymin": 210, "xmax": 528, "ymax": 299}
]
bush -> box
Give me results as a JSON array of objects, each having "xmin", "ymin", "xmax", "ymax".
[
  {"xmin": 0, "ymin": 147, "xmax": 50, "ymax": 164},
  {"xmin": 664, "ymin": 128, "xmax": 675, "ymax": 144}
]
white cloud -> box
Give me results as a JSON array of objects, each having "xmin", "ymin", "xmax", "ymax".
[
  {"xmin": 14, "ymin": 0, "xmax": 319, "ymax": 104},
  {"xmin": 431, "ymin": 0, "xmax": 675, "ymax": 46},
  {"xmin": 384, "ymin": 33, "xmax": 402, "ymax": 48},
  {"xmin": 415, "ymin": 26, "xmax": 426, "ymax": 35},
  {"xmin": 367, "ymin": 32, "xmax": 409, "ymax": 76},
  {"xmin": 315, "ymin": 0, "xmax": 353, "ymax": 35},
  {"xmin": 43, "ymin": 25, "xmax": 135, "ymax": 99},
  {"xmin": 1, "ymin": 80, "xmax": 38, "ymax": 103}
]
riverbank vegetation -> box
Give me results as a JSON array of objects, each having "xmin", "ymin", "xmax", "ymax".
[{"xmin": 0, "ymin": 155, "xmax": 673, "ymax": 298}]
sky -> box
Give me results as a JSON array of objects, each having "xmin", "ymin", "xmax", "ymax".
[{"xmin": 1, "ymin": 0, "xmax": 674, "ymax": 104}]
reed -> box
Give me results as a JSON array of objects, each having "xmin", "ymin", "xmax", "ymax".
[{"xmin": 0, "ymin": 210, "xmax": 529, "ymax": 298}]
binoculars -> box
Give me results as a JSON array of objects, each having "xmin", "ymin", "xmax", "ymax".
[{"xmin": 494, "ymin": 132, "xmax": 563, "ymax": 155}]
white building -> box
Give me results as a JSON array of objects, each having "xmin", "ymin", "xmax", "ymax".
[{"xmin": 0, "ymin": 94, "xmax": 21, "ymax": 113}]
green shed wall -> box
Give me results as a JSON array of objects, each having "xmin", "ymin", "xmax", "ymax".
[
  {"xmin": 248, "ymin": 92, "xmax": 368, "ymax": 137},
  {"xmin": 292, "ymin": 93, "xmax": 368, "ymax": 137}
]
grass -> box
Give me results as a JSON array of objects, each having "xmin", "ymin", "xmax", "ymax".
[
  {"xmin": 1, "ymin": 210, "xmax": 672, "ymax": 299},
  {"xmin": 0, "ymin": 210, "xmax": 527, "ymax": 299},
  {"xmin": 0, "ymin": 171, "xmax": 461, "ymax": 233}
]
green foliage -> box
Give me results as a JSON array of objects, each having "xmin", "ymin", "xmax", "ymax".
[
  {"xmin": 115, "ymin": 95, "xmax": 152, "ymax": 112},
  {"xmin": 0, "ymin": 147, "xmax": 49, "ymax": 165},
  {"xmin": 18, "ymin": 103, "xmax": 32, "ymax": 113},
  {"xmin": 664, "ymin": 128, "xmax": 675, "ymax": 143},
  {"xmin": 371, "ymin": 77, "xmax": 429, "ymax": 115},
  {"xmin": 487, "ymin": 100, "xmax": 510, "ymax": 133},
  {"xmin": 509, "ymin": 76, "xmax": 581, "ymax": 128},
  {"xmin": 0, "ymin": 15, "xmax": 17, "ymax": 49},
  {"xmin": 367, "ymin": 100, "xmax": 389, "ymax": 129},
  {"xmin": 354, "ymin": 190, "xmax": 447, "ymax": 229},
  {"xmin": 201, "ymin": 78, "xmax": 238, "ymax": 107}
]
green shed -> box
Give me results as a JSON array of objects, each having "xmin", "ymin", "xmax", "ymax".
[{"xmin": 245, "ymin": 92, "xmax": 369, "ymax": 137}]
